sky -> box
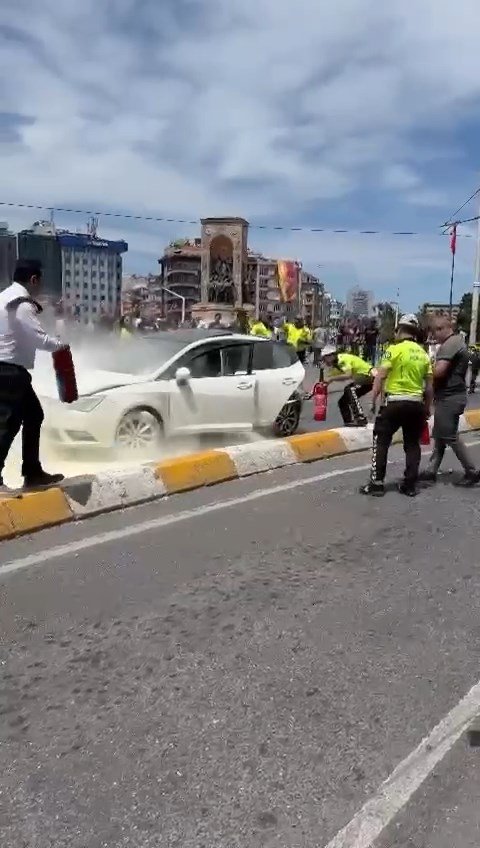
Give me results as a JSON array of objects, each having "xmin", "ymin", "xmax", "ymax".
[{"xmin": 1, "ymin": 0, "xmax": 480, "ymax": 310}]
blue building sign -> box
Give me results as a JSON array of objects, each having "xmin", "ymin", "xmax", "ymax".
[{"xmin": 57, "ymin": 233, "xmax": 128, "ymax": 253}]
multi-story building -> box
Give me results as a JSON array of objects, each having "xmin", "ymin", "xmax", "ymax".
[
  {"xmin": 300, "ymin": 270, "xmax": 325, "ymax": 327},
  {"xmin": 159, "ymin": 238, "xmax": 202, "ymax": 323},
  {"xmin": 59, "ymin": 232, "xmax": 128, "ymax": 321},
  {"xmin": 253, "ymin": 254, "xmax": 280, "ymax": 317},
  {"xmin": 18, "ymin": 221, "xmax": 127, "ymax": 319},
  {"xmin": 346, "ymin": 286, "xmax": 373, "ymax": 318},
  {"xmin": 325, "ymin": 293, "xmax": 344, "ymax": 327},
  {"xmin": 122, "ymin": 274, "xmax": 163, "ymax": 321},
  {"xmin": 251, "ymin": 253, "xmax": 301, "ymax": 320},
  {"xmin": 0, "ymin": 222, "xmax": 17, "ymax": 288},
  {"xmin": 18, "ymin": 221, "xmax": 62, "ymax": 301},
  {"xmin": 421, "ymin": 302, "xmax": 460, "ymax": 321}
]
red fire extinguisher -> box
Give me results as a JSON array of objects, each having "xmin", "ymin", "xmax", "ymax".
[
  {"xmin": 52, "ymin": 348, "xmax": 78, "ymax": 404},
  {"xmin": 313, "ymin": 381, "xmax": 328, "ymax": 422},
  {"xmin": 420, "ymin": 419, "xmax": 431, "ymax": 446}
]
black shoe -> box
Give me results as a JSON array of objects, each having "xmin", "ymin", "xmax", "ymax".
[
  {"xmin": 359, "ymin": 481, "xmax": 385, "ymax": 497},
  {"xmin": 23, "ymin": 471, "xmax": 65, "ymax": 490},
  {"xmin": 398, "ymin": 481, "xmax": 417, "ymax": 497},
  {"xmin": 418, "ymin": 469, "xmax": 437, "ymax": 483},
  {"xmin": 346, "ymin": 419, "xmax": 368, "ymax": 428},
  {"xmin": 454, "ymin": 471, "xmax": 480, "ymax": 488}
]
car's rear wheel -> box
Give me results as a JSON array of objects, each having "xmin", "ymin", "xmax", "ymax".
[
  {"xmin": 273, "ymin": 400, "xmax": 301, "ymax": 437},
  {"xmin": 115, "ymin": 408, "xmax": 163, "ymax": 451}
]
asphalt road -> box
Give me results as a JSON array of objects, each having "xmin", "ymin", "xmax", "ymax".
[{"xmin": 3, "ymin": 440, "xmax": 480, "ymax": 847}]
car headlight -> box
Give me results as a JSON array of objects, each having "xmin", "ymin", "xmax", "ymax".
[{"xmin": 69, "ymin": 395, "xmax": 106, "ymax": 412}]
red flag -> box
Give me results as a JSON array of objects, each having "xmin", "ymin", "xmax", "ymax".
[{"xmin": 450, "ymin": 224, "xmax": 457, "ymax": 256}]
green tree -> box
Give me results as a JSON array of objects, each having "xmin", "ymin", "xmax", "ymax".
[
  {"xmin": 375, "ymin": 302, "xmax": 396, "ymax": 343},
  {"xmin": 456, "ymin": 292, "xmax": 472, "ymax": 334}
]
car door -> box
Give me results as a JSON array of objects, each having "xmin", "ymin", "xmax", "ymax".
[
  {"xmin": 252, "ymin": 341, "xmax": 304, "ymax": 426},
  {"xmin": 168, "ymin": 341, "xmax": 255, "ymax": 434}
]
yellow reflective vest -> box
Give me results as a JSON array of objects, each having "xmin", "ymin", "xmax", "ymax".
[
  {"xmin": 285, "ymin": 323, "xmax": 312, "ymax": 350},
  {"xmin": 250, "ymin": 321, "xmax": 272, "ymax": 338}
]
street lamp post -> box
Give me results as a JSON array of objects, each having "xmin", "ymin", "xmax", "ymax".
[
  {"xmin": 469, "ymin": 210, "xmax": 480, "ymax": 345},
  {"xmin": 161, "ymin": 285, "xmax": 186, "ymax": 325}
]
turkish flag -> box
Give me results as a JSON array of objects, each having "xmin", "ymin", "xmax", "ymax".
[{"xmin": 450, "ymin": 224, "xmax": 457, "ymax": 255}]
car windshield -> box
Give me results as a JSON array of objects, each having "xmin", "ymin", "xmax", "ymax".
[{"xmin": 87, "ymin": 337, "xmax": 186, "ymax": 375}]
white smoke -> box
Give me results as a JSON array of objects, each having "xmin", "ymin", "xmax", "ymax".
[{"xmin": 4, "ymin": 334, "xmax": 264, "ymax": 489}]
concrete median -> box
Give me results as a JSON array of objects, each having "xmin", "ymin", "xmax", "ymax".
[{"xmin": 1, "ymin": 407, "xmax": 480, "ymax": 541}]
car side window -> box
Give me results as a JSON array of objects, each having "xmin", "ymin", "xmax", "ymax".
[
  {"xmin": 251, "ymin": 342, "xmax": 273, "ymax": 371},
  {"xmin": 272, "ymin": 342, "xmax": 298, "ymax": 368},
  {"xmin": 221, "ymin": 344, "xmax": 252, "ymax": 376},
  {"xmin": 188, "ymin": 348, "xmax": 222, "ymax": 378}
]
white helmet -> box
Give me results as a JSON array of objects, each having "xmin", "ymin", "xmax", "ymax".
[
  {"xmin": 398, "ymin": 313, "xmax": 419, "ymax": 329},
  {"xmin": 321, "ymin": 344, "xmax": 338, "ymax": 357}
]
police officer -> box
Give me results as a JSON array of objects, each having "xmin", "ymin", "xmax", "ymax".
[
  {"xmin": 360, "ymin": 314, "xmax": 433, "ymax": 497},
  {"xmin": 250, "ymin": 315, "xmax": 272, "ymax": 338},
  {"xmin": 284, "ymin": 317, "xmax": 312, "ymax": 364},
  {"xmin": 0, "ymin": 259, "xmax": 65, "ymax": 492},
  {"xmin": 321, "ymin": 345, "xmax": 374, "ymax": 426}
]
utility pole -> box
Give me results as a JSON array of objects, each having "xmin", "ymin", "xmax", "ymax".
[
  {"xmin": 255, "ymin": 261, "xmax": 260, "ymax": 320},
  {"xmin": 469, "ymin": 207, "xmax": 480, "ymax": 345}
]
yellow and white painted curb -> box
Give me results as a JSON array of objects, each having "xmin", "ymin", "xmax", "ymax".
[{"xmin": 1, "ymin": 407, "xmax": 480, "ymax": 541}]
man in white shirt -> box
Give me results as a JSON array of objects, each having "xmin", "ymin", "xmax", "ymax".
[{"xmin": 0, "ymin": 259, "xmax": 65, "ymax": 491}]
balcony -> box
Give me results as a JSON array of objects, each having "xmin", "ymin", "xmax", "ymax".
[
  {"xmin": 164, "ymin": 263, "xmax": 200, "ymax": 276},
  {"xmin": 164, "ymin": 281, "xmax": 201, "ymax": 293}
]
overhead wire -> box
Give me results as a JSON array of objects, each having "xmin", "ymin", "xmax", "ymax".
[
  {"xmin": 441, "ymin": 187, "xmax": 480, "ymax": 228},
  {"xmin": 0, "ymin": 199, "xmax": 474, "ymax": 239}
]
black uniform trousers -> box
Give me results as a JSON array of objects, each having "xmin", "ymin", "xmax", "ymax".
[
  {"xmin": 338, "ymin": 375, "xmax": 373, "ymax": 424},
  {"xmin": 370, "ymin": 400, "xmax": 425, "ymax": 486},
  {"xmin": 0, "ymin": 363, "xmax": 44, "ymax": 481}
]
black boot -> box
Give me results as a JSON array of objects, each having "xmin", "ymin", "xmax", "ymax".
[
  {"xmin": 359, "ymin": 481, "xmax": 385, "ymax": 497},
  {"xmin": 398, "ymin": 481, "xmax": 417, "ymax": 497},
  {"xmin": 23, "ymin": 471, "xmax": 65, "ymax": 490},
  {"xmin": 455, "ymin": 470, "xmax": 480, "ymax": 488}
]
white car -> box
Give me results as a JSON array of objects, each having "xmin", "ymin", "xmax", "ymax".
[{"xmin": 42, "ymin": 331, "xmax": 305, "ymax": 452}]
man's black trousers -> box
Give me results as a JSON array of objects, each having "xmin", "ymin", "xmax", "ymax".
[
  {"xmin": 338, "ymin": 375, "xmax": 373, "ymax": 423},
  {"xmin": 370, "ymin": 400, "xmax": 425, "ymax": 485},
  {"xmin": 0, "ymin": 363, "xmax": 44, "ymax": 481}
]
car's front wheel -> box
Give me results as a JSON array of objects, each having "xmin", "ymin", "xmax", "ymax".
[
  {"xmin": 273, "ymin": 399, "xmax": 301, "ymax": 437},
  {"xmin": 115, "ymin": 408, "xmax": 163, "ymax": 452}
]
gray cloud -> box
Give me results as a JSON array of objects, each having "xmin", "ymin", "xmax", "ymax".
[
  {"xmin": 0, "ymin": 111, "xmax": 35, "ymax": 143},
  {"xmin": 0, "ymin": 0, "xmax": 479, "ymax": 294}
]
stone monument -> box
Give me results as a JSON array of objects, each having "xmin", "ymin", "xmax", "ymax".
[{"xmin": 191, "ymin": 217, "xmax": 254, "ymax": 327}]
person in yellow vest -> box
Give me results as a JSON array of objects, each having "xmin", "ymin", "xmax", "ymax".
[
  {"xmin": 119, "ymin": 315, "xmax": 132, "ymax": 340},
  {"xmin": 284, "ymin": 317, "xmax": 312, "ymax": 364},
  {"xmin": 360, "ymin": 314, "xmax": 433, "ymax": 498},
  {"xmin": 250, "ymin": 315, "xmax": 272, "ymax": 338},
  {"xmin": 321, "ymin": 345, "xmax": 374, "ymax": 427}
]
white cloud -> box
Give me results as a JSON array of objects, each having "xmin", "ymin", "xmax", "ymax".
[{"xmin": 0, "ymin": 0, "xmax": 480, "ymax": 302}]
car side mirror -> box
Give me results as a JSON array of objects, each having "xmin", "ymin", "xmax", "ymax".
[{"xmin": 175, "ymin": 366, "xmax": 191, "ymax": 386}]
